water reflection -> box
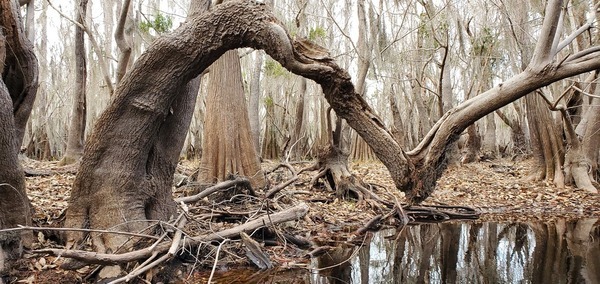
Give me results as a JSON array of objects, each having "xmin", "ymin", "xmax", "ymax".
[{"xmin": 312, "ymin": 218, "xmax": 599, "ymax": 284}]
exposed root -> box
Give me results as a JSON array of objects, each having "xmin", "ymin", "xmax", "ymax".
[{"xmin": 310, "ymin": 145, "xmax": 383, "ymax": 205}]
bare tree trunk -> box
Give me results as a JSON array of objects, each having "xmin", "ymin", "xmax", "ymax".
[
  {"xmin": 495, "ymin": 108, "xmax": 527, "ymax": 155},
  {"xmin": 197, "ymin": 0, "xmax": 265, "ymax": 189},
  {"xmin": 349, "ymin": 0, "xmax": 375, "ymax": 161},
  {"xmin": 261, "ymin": 93, "xmax": 280, "ymax": 160},
  {"xmin": 114, "ymin": 0, "xmax": 133, "ymax": 85},
  {"xmin": 526, "ymin": 94, "xmax": 565, "ymax": 185},
  {"xmin": 0, "ymin": 1, "xmax": 34, "ymax": 276},
  {"xmin": 65, "ymin": 0, "xmax": 210, "ymax": 256},
  {"xmin": 23, "ymin": 0, "xmax": 34, "ymax": 41},
  {"xmin": 248, "ymin": 51, "xmax": 263, "ymax": 154},
  {"xmin": 60, "ymin": 0, "xmax": 88, "ymax": 165},
  {"xmin": 288, "ymin": 78, "xmax": 307, "ymax": 159},
  {"xmin": 462, "ymin": 124, "xmax": 481, "ymax": 163},
  {"xmin": 389, "ymin": 89, "xmax": 405, "ymax": 146},
  {"xmin": 581, "ymin": 96, "xmax": 600, "ymax": 185},
  {"xmin": 0, "ymin": 75, "xmax": 32, "ymax": 281},
  {"xmin": 565, "ymin": 94, "xmax": 600, "ymax": 193},
  {"xmin": 482, "ymin": 113, "xmax": 497, "ymax": 158}
]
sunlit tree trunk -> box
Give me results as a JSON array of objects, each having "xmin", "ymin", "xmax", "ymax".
[{"xmin": 248, "ymin": 51, "xmax": 263, "ymax": 154}]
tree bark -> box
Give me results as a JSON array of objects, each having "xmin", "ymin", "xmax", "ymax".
[
  {"xmin": 199, "ymin": 49, "xmax": 266, "ymax": 187},
  {"xmin": 60, "ymin": 0, "xmax": 88, "ymax": 165},
  {"xmin": 0, "ymin": 0, "xmax": 39, "ymax": 150},
  {"xmin": 526, "ymin": 93, "xmax": 564, "ymax": 185},
  {"xmin": 0, "ymin": 27, "xmax": 32, "ymax": 278},
  {"xmin": 248, "ymin": 51, "xmax": 263, "ymax": 154},
  {"xmin": 0, "ymin": 75, "xmax": 31, "ymax": 284},
  {"xmin": 65, "ymin": 0, "xmax": 210, "ymax": 253},
  {"xmin": 288, "ymin": 78, "xmax": 307, "ymax": 159}
]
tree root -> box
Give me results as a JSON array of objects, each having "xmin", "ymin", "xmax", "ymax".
[{"xmin": 307, "ymin": 145, "xmax": 387, "ymax": 209}]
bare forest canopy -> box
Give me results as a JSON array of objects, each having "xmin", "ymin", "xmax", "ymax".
[{"xmin": 17, "ymin": 0, "xmax": 595, "ymax": 161}]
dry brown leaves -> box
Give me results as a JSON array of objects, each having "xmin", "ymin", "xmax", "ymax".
[{"xmin": 14, "ymin": 157, "xmax": 599, "ymax": 282}]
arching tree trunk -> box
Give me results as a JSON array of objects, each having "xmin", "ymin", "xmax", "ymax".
[
  {"xmin": 65, "ymin": 0, "xmax": 211, "ymax": 255},
  {"xmin": 60, "ymin": 0, "xmax": 88, "ymax": 165},
  {"xmin": 63, "ymin": 1, "xmax": 600, "ymax": 260}
]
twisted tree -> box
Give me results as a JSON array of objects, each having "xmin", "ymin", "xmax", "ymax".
[{"xmin": 63, "ymin": 0, "xmax": 600, "ymax": 255}]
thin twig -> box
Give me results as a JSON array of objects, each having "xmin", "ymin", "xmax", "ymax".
[
  {"xmin": 109, "ymin": 253, "xmax": 171, "ymax": 284},
  {"xmin": 207, "ymin": 239, "xmax": 229, "ymax": 284}
]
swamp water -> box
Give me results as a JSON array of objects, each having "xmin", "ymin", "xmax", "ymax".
[{"xmin": 204, "ymin": 218, "xmax": 600, "ymax": 283}]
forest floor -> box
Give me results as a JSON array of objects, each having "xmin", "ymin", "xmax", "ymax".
[{"xmin": 9, "ymin": 157, "xmax": 600, "ymax": 283}]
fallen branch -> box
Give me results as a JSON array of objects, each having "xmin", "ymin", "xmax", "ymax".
[
  {"xmin": 265, "ymin": 163, "xmax": 298, "ymax": 198},
  {"xmin": 175, "ymin": 177, "xmax": 252, "ymax": 203},
  {"xmin": 33, "ymin": 203, "xmax": 310, "ymax": 266},
  {"xmin": 354, "ymin": 215, "xmax": 382, "ymax": 235},
  {"xmin": 0, "ymin": 225, "xmax": 159, "ymax": 240}
]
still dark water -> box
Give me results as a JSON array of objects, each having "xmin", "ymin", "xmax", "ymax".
[{"xmin": 206, "ymin": 218, "xmax": 600, "ymax": 283}]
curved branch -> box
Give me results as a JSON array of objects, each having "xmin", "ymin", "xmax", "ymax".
[{"xmin": 114, "ymin": 0, "xmax": 133, "ymax": 84}]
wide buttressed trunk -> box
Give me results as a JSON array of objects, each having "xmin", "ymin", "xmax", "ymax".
[
  {"xmin": 198, "ymin": 49, "xmax": 266, "ymax": 188},
  {"xmin": 526, "ymin": 93, "xmax": 564, "ymax": 185},
  {"xmin": 65, "ymin": 1, "xmax": 209, "ymax": 252}
]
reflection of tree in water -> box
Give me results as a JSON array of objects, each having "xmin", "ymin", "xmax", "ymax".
[{"xmin": 314, "ymin": 219, "xmax": 599, "ymax": 283}]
